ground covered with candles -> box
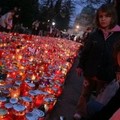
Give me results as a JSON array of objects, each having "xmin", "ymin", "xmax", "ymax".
[{"xmin": 0, "ymin": 32, "xmax": 81, "ymax": 120}]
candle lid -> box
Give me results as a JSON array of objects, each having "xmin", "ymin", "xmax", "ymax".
[
  {"xmin": 6, "ymin": 78, "xmax": 13, "ymax": 81},
  {"xmin": 25, "ymin": 112, "xmax": 38, "ymax": 120},
  {"xmin": 5, "ymin": 103, "xmax": 13, "ymax": 109},
  {"xmin": 0, "ymin": 109, "xmax": 8, "ymax": 116},
  {"xmin": 44, "ymin": 97, "xmax": 56, "ymax": 102},
  {"xmin": 10, "ymin": 98, "xmax": 18, "ymax": 104},
  {"xmin": 32, "ymin": 108, "xmax": 45, "ymax": 118},
  {"xmin": 0, "ymin": 97, "xmax": 7, "ymax": 102},
  {"xmin": 29, "ymin": 90, "xmax": 37, "ymax": 96},
  {"xmin": 25, "ymin": 79, "xmax": 31, "ymax": 83},
  {"xmin": 15, "ymin": 80, "xmax": 22, "ymax": 86},
  {"xmin": 13, "ymin": 104, "xmax": 25, "ymax": 112},
  {"xmin": 52, "ymin": 87, "xmax": 57, "ymax": 92},
  {"xmin": 2, "ymin": 89, "xmax": 10, "ymax": 94},
  {"xmin": 6, "ymin": 84, "xmax": 13, "ymax": 89},
  {"xmin": 27, "ymin": 83, "xmax": 35, "ymax": 88},
  {"xmin": 22, "ymin": 96, "xmax": 32, "ymax": 102},
  {"xmin": 13, "ymin": 85, "xmax": 19, "ymax": 89},
  {"xmin": 39, "ymin": 84, "xmax": 45, "ymax": 88},
  {"xmin": 34, "ymin": 90, "xmax": 43, "ymax": 95}
]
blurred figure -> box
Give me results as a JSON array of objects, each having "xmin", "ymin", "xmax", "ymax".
[
  {"xmin": 82, "ymin": 27, "xmax": 93, "ymax": 45},
  {"xmin": 12, "ymin": 6, "xmax": 21, "ymax": 31},
  {"xmin": 0, "ymin": 9, "xmax": 16, "ymax": 32},
  {"xmin": 32, "ymin": 19, "xmax": 40, "ymax": 35}
]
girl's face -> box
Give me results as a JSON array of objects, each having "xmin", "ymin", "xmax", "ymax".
[
  {"xmin": 117, "ymin": 52, "xmax": 120, "ymax": 66},
  {"xmin": 98, "ymin": 11, "xmax": 112, "ymax": 30}
]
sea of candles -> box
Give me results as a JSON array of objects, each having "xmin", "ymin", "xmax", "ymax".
[{"xmin": 0, "ymin": 32, "xmax": 81, "ymax": 119}]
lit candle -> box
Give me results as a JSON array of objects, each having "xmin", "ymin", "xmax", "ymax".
[
  {"xmin": 0, "ymin": 97, "xmax": 7, "ymax": 108},
  {"xmin": 21, "ymin": 96, "xmax": 33, "ymax": 112},
  {"xmin": 9, "ymin": 85, "xmax": 20, "ymax": 98},
  {"xmin": 31, "ymin": 74, "xmax": 36, "ymax": 81},
  {"xmin": 0, "ymin": 108, "xmax": 11, "ymax": 120},
  {"xmin": 17, "ymin": 55, "xmax": 22, "ymax": 60},
  {"xmin": 12, "ymin": 104, "xmax": 26, "ymax": 120},
  {"xmin": 34, "ymin": 90, "xmax": 44, "ymax": 107},
  {"xmin": 44, "ymin": 96, "xmax": 57, "ymax": 112}
]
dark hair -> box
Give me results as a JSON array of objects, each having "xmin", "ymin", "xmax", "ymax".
[{"xmin": 96, "ymin": 3, "xmax": 118, "ymax": 29}]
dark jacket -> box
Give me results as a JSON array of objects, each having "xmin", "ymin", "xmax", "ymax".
[
  {"xmin": 88, "ymin": 87, "xmax": 120, "ymax": 120},
  {"xmin": 78, "ymin": 28, "xmax": 120, "ymax": 82}
]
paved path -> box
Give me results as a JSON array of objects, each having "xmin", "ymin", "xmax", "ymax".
[{"xmin": 46, "ymin": 57, "xmax": 83, "ymax": 120}]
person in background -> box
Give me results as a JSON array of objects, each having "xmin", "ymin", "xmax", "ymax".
[
  {"xmin": 0, "ymin": 9, "xmax": 16, "ymax": 32},
  {"xmin": 82, "ymin": 27, "xmax": 93, "ymax": 45},
  {"xmin": 73, "ymin": 3, "xmax": 120, "ymax": 120},
  {"xmin": 87, "ymin": 39, "xmax": 120, "ymax": 120},
  {"xmin": 12, "ymin": 6, "xmax": 21, "ymax": 32},
  {"xmin": 32, "ymin": 19, "xmax": 40, "ymax": 35}
]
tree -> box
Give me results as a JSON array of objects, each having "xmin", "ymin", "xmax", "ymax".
[
  {"xmin": 19, "ymin": 0, "xmax": 40, "ymax": 27},
  {"xmin": 52, "ymin": 0, "xmax": 75, "ymax": 30},
  {"xmin": 58, "ymin": 0, "xmax": 75, "ymax": 30},
  {"xmin": 39, "ymin": 0, "xmax": 75, "ymax": 30}
]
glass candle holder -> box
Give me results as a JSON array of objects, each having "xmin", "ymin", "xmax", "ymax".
[
  {"xmin": 9, "ymin": 98, "xmax": 18, "ymax": 104},
  {"xmin": 20, "ymin": 96, "xmax": 33, "ymax": 112},
  {"xmin": 9, "ymin": 85, "xmax": 20, "ymax": 98},
  {"xmin": 0, "ymin": 97, "xmax": 7, "ymax": 108},
  {"xmin": 32, "ymin": 108, "xmax": 45, "ymax": 120},
  {"xmin": 5, "ymin": 103, "xmax": 13, "ymax": 118},
  {"xmin": 25, "ymin": 112, "xmax": 38, "ymax": 120},
  {"xmin": 38, "ymin": 84, "xmax": 46, "ymax": 91},
  {"xmin": 0, "ymin": 108, "xmax": 12, "ymax": 120},
  {"xmin": 44, "ymin": 96, "xmax": 57, "ymax": 112},
  {"xmin": 34, "ymin": 90, "xmax": 45, "ymax": 108},
  {"xmin": 12, "ymin": 104, "xmax": 26, "ymax": 120},
  {"xmin": 28, "ymin": 90, "xmax": 37, "ymax": 100},
  {"xmin": 2, "ymin": 89, "xmax": 10, "ymax": 97}
]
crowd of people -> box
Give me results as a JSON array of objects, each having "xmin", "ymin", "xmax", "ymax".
[
  {"xmin": 74, "ymin": 3, "xmax": 120, "ymax": 120},
  {"xmin": 0, "ymin": 6, "xmax": 92, "ymax": 44},
  {"xmin": 0, "ymin": 6, "xmax": 21, "ymax": 33}
]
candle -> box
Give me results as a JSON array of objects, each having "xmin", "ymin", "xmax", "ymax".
[
  {"xmin": 25, "ymin": 112, "xmax": 38, "ymax": 120},
  {"xmin": 9, "ymin": 85, "xmax": 20, "ymax": 98},
  {"xmin": 32, "ymin": 108, "xmax": 45, "ymax": 120},
  {"xmin": 9, "ymin": 98, "xmax": 18, "ymax": 104},
  {"xmin": 0, "ymin": 97, "xmax": 7, "ymax": 108},
  {"xmin": 5, "ymin": 103, "xmax": 13, "ymax": 118},
  {"xmin": 21, "ymin": 96, "xmax": 33, "ymax": 112},
  {"xmin": 44, "ymin": 96, "xmax": 57, "ymax": 112},
  {"xmin": 12, "ymin": 104, "xmax": 26, "ymax": 120},
  {"xmin": 31, "ymin": 74, "xmax": 36, "ymax": 81},
  {"xmin": 0, "ymin": 108, "xmax": 12, "ymax": 120},
  {"xmin": 17, "ymin": 55, "xmax": 22, "ymax": 60},
  {"xmin": 34, "ymin": 90, "xmax": 44, "ymax": 107}
]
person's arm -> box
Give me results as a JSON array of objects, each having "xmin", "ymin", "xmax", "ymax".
[
  {"xmin": 88, "ymin": 88, "xmax": 120, "ymax": 120},
  {"xmin": 76, "ymin": 34, "xmax": 93, "ymax": 77},
  {"xmin": 5, "ymin": 12, "xmax": 13, "ymax": 29}
]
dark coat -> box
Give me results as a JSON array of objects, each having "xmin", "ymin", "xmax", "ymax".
[
  {"xmin": 78, "ymin": 28, "xmax": 120, "ymax": 82},
  {"xmin": 88, "ymin": 87, "xmax": 120, "ymax": 120}
]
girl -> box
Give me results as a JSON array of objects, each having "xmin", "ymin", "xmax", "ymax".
[
  {"xmin": 87, "ymin": 40, "xmax": 120, "ymax": 120},
  {"xmin": 74, "ymin": 3, "xmax": 120, "ymax": 120}
]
